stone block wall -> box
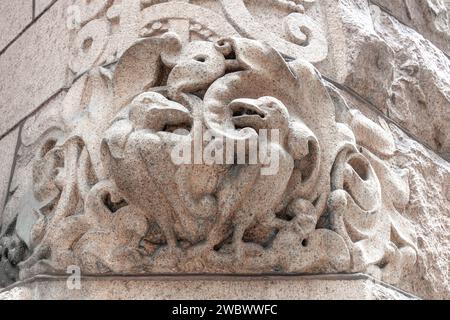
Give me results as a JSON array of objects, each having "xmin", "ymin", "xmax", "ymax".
[{"xmin": 0, "ymin": 0, "xmax": 448, "ymax": 300}]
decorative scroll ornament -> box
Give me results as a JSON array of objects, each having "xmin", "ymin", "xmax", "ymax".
[
  {"xmin": 218, "ymin": 0, "xmax": 328, "ymax": 62},
  {"xmin": 68, "ymin": 0, "xmax": 328, "ymax": 75}
]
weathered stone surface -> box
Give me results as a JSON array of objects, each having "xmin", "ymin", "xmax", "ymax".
[
  {"xmin": 322, "ymin": 0, "xmax": 450, "ymax": 160},
  {"xmin": 371, "ymin": 0, "xmax": 450, "ymax": 56},
  {"xmin": 0, "ymin": 275, "xmax": 417, "ymax": 300},
  {"xmin": 372, "ymin": 6, "xmax": 450, "ymax": 160},
  {"xmin": 391, "ymin": 127, "xmax": 450, "ymax": 300},
  {"xmin": 0, "ymin": 129, "xmax": 19, "ymax": 220},
  {"xmin": 322, "ymin": 0, "xmax": 395, "ymax": 111},
  {"xmin": 0, "ymin": 0, "xmax": 32, "ymax": 51},
  {"xmin": 0, "ymin": 0, "xmax": 71, "ymax": 137}
]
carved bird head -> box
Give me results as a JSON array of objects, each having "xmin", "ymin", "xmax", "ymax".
[
  {"xmin": 228, "ymin": 96, "xmax": 290, "ymax": 134},
  {"xmin": 129, "ymin": 92, "xmax": 193, "ymax": 134},
  {"xmin": 166, "ymin": 41, "xmax": 226, "ymax": 99}
]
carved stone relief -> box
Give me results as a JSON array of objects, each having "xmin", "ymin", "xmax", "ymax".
[
  {"xmin": 68, "ymin": 0, "xmax": 329, "ymax": 76},
  {"xmin": 0, "ymin": 0, "xmax": 419, "ymax": 288}
]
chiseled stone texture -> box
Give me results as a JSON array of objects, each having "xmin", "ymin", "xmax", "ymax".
[
  {"xmin": 370, "ymin": 0, "xmax": 450, "ymax": 56},
  {"xmin": 322, "ymin": 0, "xmax": 395, "ymax": 113},
  {"xmin": 0, "ymin": 129, "xmax": 19, "ymax": 221},
  {"xmin": 324, "ymin": 0, "xmax": 450, "ymax": 160},
  {"xmin": 0, "ymin": 0, "xmax": 32, "ymax": 51},
  {"xmin": 372, "ymin": 6, "xmax": 450, "ymax": 160},
  {"xmin": 391, "ymin": 127, "xmax": 450, "ymax": 300},
  {"xmin": 0, "ymin": 275, "xmax": 417, "ymax": 300},
  {"xmin": 0, "ymin": 0, "xmax": 71, "ymax": 137}
]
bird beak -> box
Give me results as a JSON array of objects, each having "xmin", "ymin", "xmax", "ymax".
[
  {"xmin": 145, "ymin": 105, "xmax": 192, "ymax": 133},
  {"xmin": 229, "ymin": 99, "xmax": 267, "ymax": 130},
  {"xmin": 129, "ymin": 92, "xmax": 193, "ymax": 133}
]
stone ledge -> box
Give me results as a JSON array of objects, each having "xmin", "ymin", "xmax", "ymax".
[{"xmin": 0, "ymin": 274, "xmax": 419, "ymax": 300}]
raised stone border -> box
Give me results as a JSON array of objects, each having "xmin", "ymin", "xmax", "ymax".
[{"xmin": 0, "ymin": 274, "xmax": 419, "ymax": 300}]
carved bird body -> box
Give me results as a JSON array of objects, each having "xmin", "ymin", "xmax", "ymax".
[
  {"xmin": 204, "ymin": 97, "xmax": 296, "ymax": 257},
  {"xmin": 102, "ymin": 92, "xmax": 196, "ymax": 252}
]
